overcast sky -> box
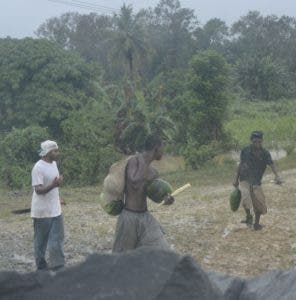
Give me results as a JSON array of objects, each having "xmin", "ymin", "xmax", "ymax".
[{"xmin": 1, "ymin": 0, "xmax": 296, "ymax": 38}]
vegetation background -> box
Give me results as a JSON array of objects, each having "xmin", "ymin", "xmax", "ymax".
[
  {"xmin": 1, "ymin": 0, "xmax": 296, "ymax": 277},
  {"xmin": 1, "ymin": 0, "xmax": 296, "ymax": 189}
]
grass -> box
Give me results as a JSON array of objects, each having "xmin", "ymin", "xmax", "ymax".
[
  {"xmin": 226, "ymin": 98, "xmax": 296, "ymax": 150},
  {"xmin": 275, "ymin": 152, "xmax": 296, "ymax": 170}
]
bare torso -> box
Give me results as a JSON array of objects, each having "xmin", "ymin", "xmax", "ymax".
[{"xmin": 124, "ymin": 154, "xmax": 158, "ymax": 212}]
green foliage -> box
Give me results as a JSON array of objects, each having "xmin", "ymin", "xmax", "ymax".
[
  {"xmin": 150, "ymin": 0, "xmax": 197, "ymax": 72},
  {"xmin": 0, "ymin": 126, "xmax": 49, "ymax": 189},
  {"xmin": 1, "ymin": 3, "xmax": 296, "ymax": 189},
  {"xmin": 0, "ymin": 38, "xmax": 102, "ymax": 135},
  {"xmin": 195, "ymin": 18, "xmax": 229, "ymax": 52},
  {"xmin": 187, "ymin": 50, "xmax": 229, "ymax": 141},
  {"xmin": 230, "ymin": 11, "xmax": 296, "ymax": 99},
  {"xmin": 36, "ymin": 6, "xmax": 296, "ymax": 100},
  {"xmin": 226, "ymin": 99, "xmax": 296, "ymax": 149},
  {"xmin": 60, "ymin": 101, "xmax": 121, "ymax": 185},
  {"xmin": 174, "ymin": 50, "xmax": 230, "ymax": 168},
  {"xmin": 111, "ymin": 5, "xmax": 147, "ymax": 78},
  {"xmin": 235, "ymin": 55, "xmax": 294, "ymax": 100},
  {"xmin": 183, "ymin": 140, "xmax": 223, "ymax": 170},
  {"xmin": 115, "ymin": 83, "xmax": 175, "ymax": 154}
]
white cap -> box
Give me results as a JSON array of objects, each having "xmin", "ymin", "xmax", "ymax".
[{"xmin": 39, "ymin": 140, "xmax": 58, "ymax": 157}]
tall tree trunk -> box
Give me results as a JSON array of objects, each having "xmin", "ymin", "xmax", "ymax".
[{"xmin": 127, "ymin": 49, "xmax": 133, "ymax": 79}]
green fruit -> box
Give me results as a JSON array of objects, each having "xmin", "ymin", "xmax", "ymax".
[
  {"xmin": 103, "ymin": 200, "xmax": 124, "ymax": 216},
  {"xmin": 146, "ymin": 179, "xmax": 173, "ymax": 203},
  {"xmin": 230, "ymin": 188, "xmax": 241, "ymax": 212}
]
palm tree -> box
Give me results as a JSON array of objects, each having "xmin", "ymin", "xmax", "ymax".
[
  {"xmin": 114, "ymin": 83, "xmax": 175, "ymax": 154},
  {"xmin": 112, "ymin": 5, "xmax": 147, "ymax": 79}
]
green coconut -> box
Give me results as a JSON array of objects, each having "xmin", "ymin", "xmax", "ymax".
[
  {"xmin": 146, "ymin": 179, "xmax": 173, "ymax": 203},
  {"xmin": 100, "ymin": 193, "xmax": 124, "ymax": 216},
  {"xmin": 230, "ymin": 188, "xmax": 241, "ymax": 212},
  {"xmin": 103, "ymin": 200, "xmax": 124, "ymax": 216}
]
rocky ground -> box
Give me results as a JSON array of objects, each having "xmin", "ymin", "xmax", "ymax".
[{"xmin": 1, "ymin": 168, "xmax": 296, "ymax": 277}]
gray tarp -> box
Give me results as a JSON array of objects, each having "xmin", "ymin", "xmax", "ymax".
[{"xmin": 0, "ymin": 248, "xmax": 295, "ymax": 300}]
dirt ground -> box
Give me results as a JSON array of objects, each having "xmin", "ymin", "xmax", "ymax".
[{"xmin": 0, "ymin": 168, "xmax": 296, "ymax": 277}]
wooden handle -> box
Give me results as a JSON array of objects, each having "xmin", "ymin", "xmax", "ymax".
[
  {"xmin": 171, "ymin": 183, "xmax": 191, "ymax": 197},
  {"xmin": 158, "ymin": 183, "xmax": 191, "ymax": 206}
]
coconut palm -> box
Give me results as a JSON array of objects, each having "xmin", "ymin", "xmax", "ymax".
[
  {"xmin": 112, "ymin": 5, "xmax": 147, "ymax": 79},
  {"xmin": 114, "ymin": 84, "xmax": 175, "ymax": 154}
]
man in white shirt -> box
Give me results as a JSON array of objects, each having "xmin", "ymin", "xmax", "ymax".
[{"xmin": 31, "ymin": 140, "xmax": 65, "ymax": 271}]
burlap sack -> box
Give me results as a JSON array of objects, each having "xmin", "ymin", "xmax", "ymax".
[
  {"xmin": 103, "ymin": 156, "xmax": 133, "ymax": 198},
  {"xmin": 100, "ymin": 156, "xmax": 134, "ymax": 214}
]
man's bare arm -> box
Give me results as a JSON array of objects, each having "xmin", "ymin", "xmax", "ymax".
[
  {"xmin": 233, "ymin": 163, "xmax": 241, "ymax": 187},
  {"xmin": 34, "ymin": 176, "xmax": 63, "ymax": 195},
  {"xmin": 270, "ymin": 163, "xmax": 282, "ymax": 184},
  {"xmin": 126, "ymin": 157, "xmax": 159, "ymax": 190}
]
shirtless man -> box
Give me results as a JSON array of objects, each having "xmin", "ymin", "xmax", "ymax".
[{"xmin": 112, "ymin": 135, "xmax": 174, "ymax": 252}]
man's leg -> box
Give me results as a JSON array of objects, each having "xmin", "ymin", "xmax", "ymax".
[
  {"xmin": 254, "ymin": 213, "xmax": 262, "ymax": 231},
  {"xmin": 240, "ymin": 181, "xmax": 253, "ymax": 226},
  {"xmin": 251, "ymin": 186, "xmax": 267, "ymax": 231},
  {"xmin": 242, "ymin": 208, "xmax": 253, "ymax": 226},
  {"xmin": 33, "ymin": 218, "xmax": 51, "ymax": 270},
  {"xmin": 138, "ymin": 212, "xmax": 171, "ymax": 250},
  {"xmin": 48, "ymin": 214, "xmax": 65, "ymax": 269},
  {"xmin": 112, "ymin": 210, "xmax": 138, "ymax": 253}
]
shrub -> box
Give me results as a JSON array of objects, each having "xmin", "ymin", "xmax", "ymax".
[
  {"xmin": 60, "ymin": 102, "xmax": 122, "ymax": 185},
  {"xmin": 0, "ymin": 126, "xmax": 49, "ymax": 189},
  {"xmin": 183, "ymin": 140, "xmax": 223, "ymax": 170}
]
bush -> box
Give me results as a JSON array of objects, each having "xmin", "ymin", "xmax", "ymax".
[
  {"xmin": 0, "ymin": 126, "xmax": 49, "ymax": 189},
  {"xmin": 61, "ymin": 145, "xmax": 121, "ymax": 185},
  {"xmin": 183, "ymin": 140, "xmax": 223, "ymax": 170},
  {"xmin": 60, "ymin": 102, "xmax": 122, "ymax": 185}
]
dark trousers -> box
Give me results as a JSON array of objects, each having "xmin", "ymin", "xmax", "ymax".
[{"xmin": 33, "ymin": 214, "xmax": 65, "ymax": 270}]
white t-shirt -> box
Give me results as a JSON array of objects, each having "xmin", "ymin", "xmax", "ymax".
[{"xmin": 31, "ymin": 160, "xmax": 61, "ymax": 218}]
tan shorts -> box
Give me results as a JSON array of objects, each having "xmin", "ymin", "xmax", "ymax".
[{"xmin": 240, "ymin": 181, "xmax": 267, "ymax": 215}]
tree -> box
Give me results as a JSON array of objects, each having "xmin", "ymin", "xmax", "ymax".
[
  {"xmin": 114, "ymin": 83, "xmax": 175, "ymax": 154},
  {"xmin": 37, "ymin": 13, "xmax": 115, "ymax": 80},
  {"xmin": 180, "ymin": 50, "xmax": 230, "ymax": 168},
  {"xmin": 0, "ymin": 38, "xmax": 102, "ymax": 135},
  {"xmin": 36, "ymin": 12, "xmax": 78, "ymax": 49},
  {"xmin": 186, "ymin": 50, "xmax": 229, "ymax": 141},
  {"xmin": 229, "ymin": 11, "xmax": 296, "ymax": 99},
  {"xmin": 142, "ymin": 0, "xmax": 197, "ymax": 75},
  {"xmin": 235, "ymin": 55, "xmax": 293, "ymax": 100},
  {"xmin": 110, "ymin": 5, "xmax": 147, "ymax": 79},
  {"xmin": 60, "ymin": 101, "xmax": 120, "ymax": 185},
  {"xmin": 0, "ymin": 126, "xmax": 49, "ymax": 189},
  {"xmin": 194, "ymin": 18, "xmax": 229, "ymax": 53}
]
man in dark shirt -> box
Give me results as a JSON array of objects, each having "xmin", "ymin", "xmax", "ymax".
[{"xmin": 233, "ymin": 131, "xmax": 282, "ymax": 230}]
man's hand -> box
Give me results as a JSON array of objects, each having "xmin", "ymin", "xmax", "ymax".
[
  {"xmin": 52, "ymin": 175, "xmax": 64, "ymax": 187},
  {"xmin": 163, "ymin": 195, "xmax": 175, "ymax": 205},
  {"xmin": 60, "ymin": 199, "xmax": 66, "ymax": 205},
  {"xmin": 34, "ymin": 176, "xmax": 64, "ymax": 195}
]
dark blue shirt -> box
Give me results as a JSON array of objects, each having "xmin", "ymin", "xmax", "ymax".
[{"xmin": 239, "ymin": 145, "xmax": 273, "ymax": 185}]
